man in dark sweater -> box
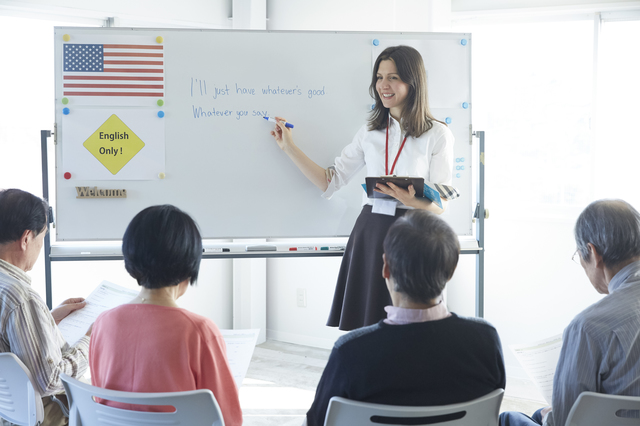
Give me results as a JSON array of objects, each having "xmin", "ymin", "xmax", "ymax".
[{"xmin": 306, "ymin": 210, "xmax": 506, "ymax": 426}]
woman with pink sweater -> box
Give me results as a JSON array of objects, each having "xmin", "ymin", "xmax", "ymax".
[{"xmin": 89, "ymin": 205, "xmax": 242, "ymax": 425}]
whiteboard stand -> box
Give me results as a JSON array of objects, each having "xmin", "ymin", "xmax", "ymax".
[
  {"xmin": 41, "ymin": 130, "xmax": 54, "ymax": 309},
  {"xmin": 40, "ymin": 129, "xmax": 486, "ymax": 321},
  {"xmin": 473, "ymin": 131, "xmax": 486, "ymax": 318}
]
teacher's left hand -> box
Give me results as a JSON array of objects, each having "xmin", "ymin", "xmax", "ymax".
[{"xmin": 375, "ymin": 183, "xmax": 417, "ymax": 207}]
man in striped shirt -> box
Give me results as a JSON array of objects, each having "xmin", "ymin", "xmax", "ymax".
[
  {"xmin": 0, "ymin": 189, "xmax": 91, "ymax": 426},
  {"xmin": 500, "ymin": 199, "xmax": 640, "ymax": 426}
]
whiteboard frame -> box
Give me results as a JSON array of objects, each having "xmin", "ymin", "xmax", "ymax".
[{"xmin": 53, "ymin": 28, "xmax": 474, "ymax": 240}]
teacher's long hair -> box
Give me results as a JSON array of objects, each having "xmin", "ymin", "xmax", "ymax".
[{"xmin": 368, "ymin": 45, "xmax": 442, "ymax": 138}]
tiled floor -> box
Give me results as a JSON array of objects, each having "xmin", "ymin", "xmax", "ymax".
[{"xmin": 240, "ymin": 340, "xmax": 546, "ymax": 425}]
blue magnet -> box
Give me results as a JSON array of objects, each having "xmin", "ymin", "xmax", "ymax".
[
  {"xmin": 460, "ymin": 158, "xmax": 465, "ymax": 162},
  {"xmin": 63, "ymin": 107, "xmax": 70, "ymax": 115},
  {"xmin": 462, "ymin": 102, "xmax": 469, "ymax": 109},
  {"xmin": 461, "ymin": 39, "xmax": 468, "ymax": 46},
  {"xmin": 373, "ymin": 39, "xmax": 380, "ymax": 46},
  {"xmin": 371, "ymin": 104, "xmax": 375, "ymax": 110},
  {"xmin": 157, "ymin": 111, "xmax": 165, "ymax": 118},
  {"xmin": 445, "ymin": 117, "xmax": 452, "ymax": 124},
  {"xmin": 456, "ymin": 173, "xmax": 461, "ymax": 178}
]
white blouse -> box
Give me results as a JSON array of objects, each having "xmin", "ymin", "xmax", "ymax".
[{"xmin": 322, "ymin": 116, "xmax": 455, "ymax": 208}]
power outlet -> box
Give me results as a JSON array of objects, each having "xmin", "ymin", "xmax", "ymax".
[{"xmin": 296, "ymin": 288, "xmax": 307, "ymax": 308}]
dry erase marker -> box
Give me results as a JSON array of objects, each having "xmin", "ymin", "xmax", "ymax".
[
  {"xmin": 204, "ymin": 248, "xmax": 230, "ymax": 253},
  {"xmin": 264, "ymin": 117, "xmax": 294, "ymax": 129}
]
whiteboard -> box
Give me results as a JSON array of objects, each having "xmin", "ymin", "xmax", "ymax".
[{"xmin": 54, "ymin": 28, "xmax": 473, "ymax": 241}]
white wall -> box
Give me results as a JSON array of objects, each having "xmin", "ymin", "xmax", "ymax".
[
  {"xmin": 267, "ymin": 0, "xmax": 452, "ymax": 32},
  {"xmin": 452, "ymin": 0, "xmax": 640, "ymax": 12},
  {"xmin": 0, "ymin": 0, "xmax": 232, "ymax": 27}
]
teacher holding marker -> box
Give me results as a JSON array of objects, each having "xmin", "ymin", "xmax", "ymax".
[{"xmin": 270, "ymin": 45, "xmax": 457, "ymax": 331}]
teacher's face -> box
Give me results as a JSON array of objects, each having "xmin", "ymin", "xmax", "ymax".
[{"xmin": 376, "ymin": 59, "xmax": 409, "ymax": 117}]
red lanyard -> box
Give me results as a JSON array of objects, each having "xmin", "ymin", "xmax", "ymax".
[{"xmin": 385, "ymin": 121, "xmax": 408, "ymax": 176}]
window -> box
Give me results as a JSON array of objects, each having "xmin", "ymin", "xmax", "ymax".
[{"xmin": 593, "ymin": 19, "xmax": 640, "ymax": 204}]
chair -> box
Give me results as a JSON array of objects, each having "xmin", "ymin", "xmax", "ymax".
[
  {"xmin": 0, "ymin": 352, "xmax": 44, "ymax": 426},
  {"xmin": 323, "ymin": 388, "xmax": 504, "ymax": 426},
  {"xmin": 60, "ymin": 373, "xmax": 225, "ymax": 426},
  {"xmin": 565, "ymin": 391, "xmax": 640, "ymax": 426}
]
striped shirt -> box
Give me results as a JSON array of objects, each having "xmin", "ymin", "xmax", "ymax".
[
  {"xmin": 546, "ymin": 260, "xmax": 640, "ymax": 426},
  {"xmin": 0, "ymin": 259, "xmax": 89, "ymax": 396}
]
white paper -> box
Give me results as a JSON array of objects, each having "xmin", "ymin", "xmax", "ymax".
[
  {"xmin": 372, "ymin": 198, "xmax": 398, "ymax": 216},
  {"xmin": 510, "ymin": 334, "xmax": 563, "ymax": 404},
  {"xmin": 220, "ymin": 329, "xmax": 260, "ymax": 387},
  {"xmin": 61, "ymin": 108, "xmax": 165, "ymax": 180},
  {"xmin": 58, "ymin": 280, "xmax": 138, "ymax": 346}
]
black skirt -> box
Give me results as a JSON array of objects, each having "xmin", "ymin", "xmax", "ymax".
[{"xmin": 327, "ymin": 205, "xmax": 408, "ymax": 331}]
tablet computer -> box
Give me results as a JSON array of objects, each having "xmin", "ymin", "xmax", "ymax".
[{"xmin": 365, "ymin": 177, "xmax": 425, "ymax": 199}]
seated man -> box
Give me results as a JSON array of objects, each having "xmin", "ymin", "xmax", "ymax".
[
  {"xmin": 305, "ymin": 209, "xmax": 506, "ymax": 426},
  {"xmin": 500, "ymin": 199, "xmax": 640, "ymax": 426},
  {"xmin": 0, "ymin": 189, "xmax": 91, "ymax": 426}
]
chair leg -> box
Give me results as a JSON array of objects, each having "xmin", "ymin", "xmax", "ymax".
[{"xmin": 50, "ymin": 395, "xmax": 70, "ymax": 418}]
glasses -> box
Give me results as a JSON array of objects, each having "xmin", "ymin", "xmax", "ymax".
[{"xmin": 572, "ymin": 249, "xmax": 581, "ymax": 265}]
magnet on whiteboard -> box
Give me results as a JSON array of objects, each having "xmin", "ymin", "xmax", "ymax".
[
  {"xmin": 445, "ymin": 117, "xmax": 452, "ymax": 124},
  {"xmin": 371, "ymin": 104, "xmax": 375, "ymax": 110},
  {"xmin": 157, "ymin": 99, "xmax": 164, "ymax": 106},
  {"xmin": 157, "ymin": 111, "xmax": 165, "ymax": 118},
  {"xmin": 462, "ymin": 102, "xmax": 469, "ymax": 109},
  {"xmin": 156, "ymin": 36, "xmax": 164, "ymax": 44},
  {"xmin": 64, "ymin": 172, "xmax": 71, "ymax": 180},
  {"xmin": 63, "ymin": 108, "xmax": 70, "ymax": 115},
  {"xmin": 158, "ymin": 172, "xmax": 166, "ymax": 179},
  {"xmin": 373, "ymin": 39, "xmax": 379, "ymax": 46},
  {"xmin": 62, "ymin": 97, "xmax": 69, "ymax": 105},
  {"xmin": 63, "ymin": 34, "xmax": 71, "ymax": 42},
  {"xmin": 456, "ymin": 173, "xmax": 461, "ymax": 178},
  {"xmin": 461, "ymin": 39, "xmax": 468, "ymax": 46}
]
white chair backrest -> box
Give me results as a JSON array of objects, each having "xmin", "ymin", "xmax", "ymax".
[
  {"xmin": 323, "ymin": 388, "xmax": 504, "ymax": 426},
  {"xmin": 0, "ymin": 352, "xmax": 44, "ymax": 426},
  {"xmin": 60, "ymin": 373, "xmax": 225, "ymax": 426},
  {"xmin": 565, "ymin": 392, "xmax": 640, "ymax": 426}
]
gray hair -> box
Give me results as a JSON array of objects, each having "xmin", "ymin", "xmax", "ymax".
[
  {"xmin": 575, "ymin": 199, "xmax": 640, "ymax": 268},
  {"xmin": 383, "ymin": 210, "xmax": 460, "ymax": 303}
]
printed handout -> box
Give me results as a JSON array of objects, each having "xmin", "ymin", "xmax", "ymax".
[
  {"xmin": 510, "ymin": 334, "xmax": 563, "ymax": 404},
  {"xmin": 58, "ymin": 280, "xmax": 138, "ymax": 346}
]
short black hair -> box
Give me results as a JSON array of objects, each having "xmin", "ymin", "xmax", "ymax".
[
  {"xmin": 383, "ymin": 210, "xmax": 459, "ymax": 303},
  {"xmin": 122, "ymin": 205, "xmax": 202, "ymax": 289},
  {"xmin": 0, "ymin": 189, "xmax": 48, "ymax": 244},
  {"xmin": 575, "ymin": 199, "xmax": 640, "ymax": 268}
]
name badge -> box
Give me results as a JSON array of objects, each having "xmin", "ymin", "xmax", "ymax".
[{"xmin": 372, "ymin": 198, "xmax": 397, "ymax": 216}]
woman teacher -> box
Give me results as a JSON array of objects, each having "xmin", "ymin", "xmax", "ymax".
[{"xmin": 270, "ymin": 45, "xmax": 457, "ymax": 331}]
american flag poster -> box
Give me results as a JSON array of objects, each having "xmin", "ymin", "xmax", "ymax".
[
  {"xmin": 59, "ymin": 35, "xmax": 165, "ymax": 181},
  {"xmin": 62, "ymin": 43, "xmax": 164, "ymax": 98}
]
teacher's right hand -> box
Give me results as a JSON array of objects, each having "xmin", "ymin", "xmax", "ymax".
[{"xmin": 270, "ymin": 116, "xmax": 294, "ymax": 151}]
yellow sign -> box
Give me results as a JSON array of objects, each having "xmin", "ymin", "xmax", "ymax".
[{"xmin": 83, "ymin": 114, "xmax": 145, "ymax": 175}]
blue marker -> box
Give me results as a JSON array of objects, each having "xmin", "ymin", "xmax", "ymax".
[{"xmin": 264, "ymin": 117, "xmax": 294, "ymax": 129}]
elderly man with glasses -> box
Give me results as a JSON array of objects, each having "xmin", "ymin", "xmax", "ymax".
[{"xmin": 501, "ymin": 199, "xmax": 640, "ymax": 426}]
